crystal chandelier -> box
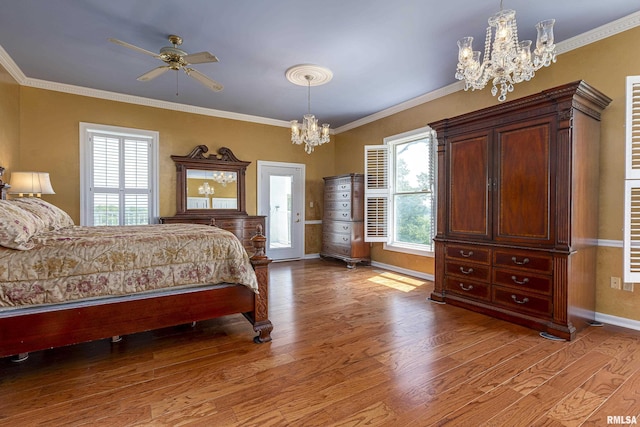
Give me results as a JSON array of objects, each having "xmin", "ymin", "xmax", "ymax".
[
  {"xmin": 212, "ymin": 171, "xmax": 237, "ymax": 187},
  {"xmin": 198, "ymin": 181, "xmax": 214, "ymax": 195},
  {"xmin": 455, "ymin": 1, "xmax": 556, "ymax": 102},
  {"xmin": 287, "ymin": 65, "xmax": 332, "ymax": 154}
]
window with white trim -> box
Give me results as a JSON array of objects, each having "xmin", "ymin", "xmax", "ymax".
[
  {"xmin": 364, "ymin": 126, "xmax": 437, "ymax": 255},
  {"xmin": 624, "ymin": 76, "xmax": 640, "ymax": 283},
  {"xmin": 80, "ymin": 123, "xmax": 159, "ymax": 226}
]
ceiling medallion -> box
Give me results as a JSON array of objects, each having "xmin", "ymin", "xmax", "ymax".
[{"xmin": 287, "ymin": 64, "xmax": 333, "ymax": 154}]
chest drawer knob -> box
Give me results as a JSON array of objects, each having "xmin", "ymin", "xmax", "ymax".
[
  {"xmin": 511, "ymin": 295, "xmax": 530, "ymax": 304},
  {"xmin": 511, "ymin": 276, "xmax": 530, "ymax": 285},
  {"xmin": 460, "ymin": 250, "xmax": 474, "ymax": 258},
  {"xmin": 459, "ymin": 267, "xmax": 474, "ymax": 275},
  {"xmin": 459, "ymin": 283, "xmax": 474, "ymax": 291},
  {"xmin": 511, "ymin": 256, "xmax": 530, "ymax": 266}
]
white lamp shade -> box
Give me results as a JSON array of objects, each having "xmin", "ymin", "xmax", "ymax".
[{"xmin": 8, "ymin": 172, "xmax": 56, "ymax": 196}]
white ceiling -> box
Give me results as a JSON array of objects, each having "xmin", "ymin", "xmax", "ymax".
[{"xmin": 0, "ymin": 1, "xmax": 639, "ymax": 131}]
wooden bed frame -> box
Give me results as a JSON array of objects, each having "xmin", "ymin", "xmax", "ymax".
[{"xmin": 0, "ymin": 178, "xmax": 273, "ymax": 360}]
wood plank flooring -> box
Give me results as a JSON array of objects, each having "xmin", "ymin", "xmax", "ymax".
[{"xmin": 1, "ymin": 259, "xmax": 639, "ymax": 426}]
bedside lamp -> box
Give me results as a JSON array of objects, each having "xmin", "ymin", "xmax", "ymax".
[{"xmin": 8, "ymin": 172, "xmax": 56, "ymax": 197}]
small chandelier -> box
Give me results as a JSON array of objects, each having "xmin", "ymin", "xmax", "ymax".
[
  {"xmin": 198, "ymin": 181, "xmax": 214, "ymax": 195},
  {"xmin": 212, "ymin": 171, "xmax": 237, "ymax": 187},
  {"xmin": 455, "ymin": 1, "xmax": 556, "ymax": 102},
  {"xmin": 286, "ymin": 65, "xmax": 332, "ymax": 154}
]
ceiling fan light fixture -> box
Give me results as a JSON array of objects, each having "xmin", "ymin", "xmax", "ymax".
[
  {"xmin": 109, "ymin": 34, "xmax": 223, "ymax": 93},
  {"xmin": 286, "ymin": 65, "xmax": 332, "ymax": 154}
]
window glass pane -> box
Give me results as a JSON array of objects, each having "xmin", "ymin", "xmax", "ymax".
[
  {"xmin": 269, "ymin": 175, "xmax": 292, "ymax": 249},
  {"xmin": 93, "ymin": 193, "xmax": 120, "ymax": 226},
  {"xmin": 393, "ymin": 193, "xmax": 434, "ymax": 245},
  {"xmin": 124, "ymin": 194, "xmax": 149, "ymax": 225},
  {"xmin": 394, "ymin": 139, "xmax": 432, "ymax": 193}
]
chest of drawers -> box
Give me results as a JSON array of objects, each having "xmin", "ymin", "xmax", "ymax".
[{"xmin": 321, "ymin": 174, "xmax": 370, "ymax": 268}]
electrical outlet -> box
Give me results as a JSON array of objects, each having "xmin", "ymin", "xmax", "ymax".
[
  {"xmin": 611, "ymin": 277, "xmax": 621, "ymax": 289},
  {"xmin": 623, "ymin": 281, "xmax": 634, "ymax": 292}
]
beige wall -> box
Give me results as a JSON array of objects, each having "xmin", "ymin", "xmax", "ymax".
[
  {"xmin": 17, "ymin": 87, "xmax": 335, "ymax": 254},
  {"xmin": 334, "ymin": 26, "xmax": 640, "ymax": 321},
  {"xmin": 0, "ymin": 63, "xmax": 20, "ymax": 182}
]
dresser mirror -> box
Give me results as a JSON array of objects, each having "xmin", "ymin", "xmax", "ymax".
[{"xmin": 171, "ymin": 145, "xmax": 249, "ymax": 217}]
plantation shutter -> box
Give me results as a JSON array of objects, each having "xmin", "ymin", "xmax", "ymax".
[
  {"xmin": 364, "ymin": 145, "xmax": 389, "ymax": 242},
  {"xmin": 90, "ymin": 133, "xmax": 152, "ymax": 226},
  {"xmin": 624, "ymin": 76, "xmax": 640, "ymax": 282}
]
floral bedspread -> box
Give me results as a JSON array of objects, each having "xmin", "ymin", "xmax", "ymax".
[{"xmin": 0, "ymin": 224, "xmax": 258, "ymax": 309}]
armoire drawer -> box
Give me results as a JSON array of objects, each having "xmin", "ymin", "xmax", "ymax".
[
  {"xmin": 325, "ymin": 200, "xmax": 352, "ymax": 211},
  {"xmin": 492, "ymin": 286, "xmax": 552, "ymax": 317},
  {"xmin": 325, "ymin": 210, "xmax": 353, "ymax": 220},
  {"xmin": 324, "ymin": 221, "xmax": 353, "ymax": 235},
  {"xmin": 325, "ymin": 191, "xmax": 352, "ymax": 201},
  {"xmin": 493, "ymin": 250, "xmax": 552, "ymax": 273},
  {"xmin": 321, "ymin": 242, "xmax": 352, "ymax": 257},
  {"xmin": 445, "ymin": 277, "xmax": 490, "ymax": 302},
  {"xmin": 445, "ymin": 261, "xmax": 490, "ymax": 282},
  {"xmin": 493, "ymin": 268, "xmax": 552, "ymax": 295},
  {"xmin": 446, "ymin": 244, "xmax": 490, "ymax": 264}
]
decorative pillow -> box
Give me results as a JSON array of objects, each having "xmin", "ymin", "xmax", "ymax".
[
  {"xmin": 0, "ymin": 200, "xmax": 46, "ymax": 250},
  {"xmin": 11, "ymin": 198, "xmax": 74, "ymax": 230}
]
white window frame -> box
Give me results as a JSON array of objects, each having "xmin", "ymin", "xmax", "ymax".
[
  {"xmin": 79, "ymin": 122, "xmax": 159, "ymax": 226},
  {"xmin": 624, "ymin": 76, "xmax": 640, "ymax": 283},
  {"xmin": 364, "ymin": 126, "xmax": 437, "ymax": 257}
]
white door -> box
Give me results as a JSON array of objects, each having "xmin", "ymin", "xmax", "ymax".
[{"xmin": 257, "ymin": 161, "xmax": 305, "ymax": 260}]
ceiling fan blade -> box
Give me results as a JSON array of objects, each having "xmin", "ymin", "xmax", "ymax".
[
  {"xmin": 137, "ymin": 66, "xmax": 170, "ymax": 81},
  {"xmin": 183, "ymin": 51, "xmax": 219, "ymax": 64},
  {"xmin": 185, "ymin": 68, "xmax": 223, "ymax": 92},
  {"xmin": 108, "ymin": 38, "xmax": 159, "ymax": 58}
]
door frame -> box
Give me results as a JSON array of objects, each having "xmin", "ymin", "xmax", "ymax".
[{"xmin": 257, "ymin": 160, "xmax": 306, "ymax": 260}]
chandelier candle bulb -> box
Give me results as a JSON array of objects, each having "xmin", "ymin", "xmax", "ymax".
[{"xmin": 455, "ymin": 1, "xmax": 556, "ymax": 102}]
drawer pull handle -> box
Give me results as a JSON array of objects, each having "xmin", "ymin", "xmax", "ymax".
[
  {"xmin": 342, "ymin": 226, "xmax": 349, "ymax": 230},
  {"xmin": 342, "ymin": 203, "xmax": 348, "ymax": 207},
  {"xmin": 511, "ymin": 276, "xmax": 529, "ymax": 285},
  {"xmin": 342, "ymin": 194, "xmax": 348, "ymax": 198},
  {"xmin": 459, "ymin": 267, "xmax": 474, "ymax": 275},
  {"xmin": 342, "ymin": 213, "xmax": 348, "ymax": 217},
  {"xmin": 511, "ymin": 256, "xmax": 530, "ymax": 265},
  {"xmin": 459, "ymin": 283, "xmax": 474, "ymax": 291},
  {"xmin": 459, "ymin": 250, "xmax": 473, "ymax": 258},
  {"xmin": 511, "ymin": 295, "xmax": 529, "ymax": 304},
  {"xmin": 343, "ymin": 237, "xmax": 349, "ymax": 241}
]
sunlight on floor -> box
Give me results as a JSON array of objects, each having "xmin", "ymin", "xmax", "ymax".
[{"xmin": 368, "ymin": 271, "xmax": 426, "ymax": 292}]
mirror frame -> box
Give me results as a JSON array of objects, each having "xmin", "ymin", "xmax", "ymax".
[{"xmin": 172, "ymin": 145, "xmax": 249, "ymax": 217}]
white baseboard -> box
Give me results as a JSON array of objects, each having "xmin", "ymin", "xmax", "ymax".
[
  {"xmin": 595, "ymin": 312, "xmax": 640, "ymax": 332},
  {"xmin": 304, "ymin": 253, "xmax": 321, "ymax": 260}
]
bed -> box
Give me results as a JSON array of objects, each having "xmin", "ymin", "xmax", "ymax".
[{"xmin": 0, "ymin": 189, "xmax": 272, "ymax": 361}]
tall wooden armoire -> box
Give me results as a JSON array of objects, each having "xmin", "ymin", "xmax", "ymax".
[{"xmin": 430, "ymin": 81, "xmax": 611, "ymax": 340}]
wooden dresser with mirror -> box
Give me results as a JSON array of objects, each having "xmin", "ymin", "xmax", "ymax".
[{"xmin": 160, "ymin": 145, "xmax": 265, "ymax": 255}]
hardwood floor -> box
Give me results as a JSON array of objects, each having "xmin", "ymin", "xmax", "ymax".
[{"xmin": 1, "ymin": 259, "xmax": 639, "ymax": 426}]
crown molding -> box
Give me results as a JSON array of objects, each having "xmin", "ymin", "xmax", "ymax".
[
  {"xmin": 556, "ymin": 10, "xmax": 640, "ymax": 54},
  {"xmin": 0, "ymin": 44, "xmax": 27, "ymax": 84},
  {"xmin": 23, "ymin": 78, "xmax": 292, "ymax": 128},
  {"xmin": 1, "ymin": 11, "xmax": 639, "ymax": 132}
]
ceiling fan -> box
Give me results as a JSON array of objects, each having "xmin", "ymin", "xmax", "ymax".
[{"xmin": 108, "ymin": 34, "xmax": 223, "ymax": 92}]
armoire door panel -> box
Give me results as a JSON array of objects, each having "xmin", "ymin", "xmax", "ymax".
[
  {"xmin": 448, "ymin": 134, "xmax": 490, "ymax": 239},
  {"xmin": 495, "ymin": 121, "xmax": 553, "ymax": 245}
]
